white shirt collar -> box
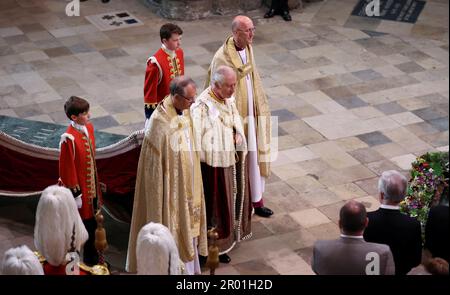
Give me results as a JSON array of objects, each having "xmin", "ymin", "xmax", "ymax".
[
  {"xmin": 380, "ymin": 204, "xmax": 400, "ymax": 210},
  {"xmin": 340, "ymin": 234, "xmax": 364, "ymax": 239},
  {"xmin": 162, "ymin": 44, "xmax": 176, "ymax": 59},
  {"xmin": 71, "ymin": 121, "xmax": 89, "ymax": 138}
]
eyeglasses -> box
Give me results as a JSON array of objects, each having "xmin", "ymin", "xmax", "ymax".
[
  {"xmin": 178, "ymin": 93, "xmax": 195, "ymax": 102},
  {"xmin": 238, "ymin": 27, "xmax": 256, "ymax": 34}
]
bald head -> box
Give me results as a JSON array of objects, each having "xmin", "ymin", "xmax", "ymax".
[
  {"xmin": 231, "ymin": 15, "xmax": 255, "ymax": 48},
  {"xmin": 232, "ymin": 15, "xmax": 252, "ymax": 32},
  {"xmin": 339, "ymin": 200, "xmax": 368, "ymax": 235}
]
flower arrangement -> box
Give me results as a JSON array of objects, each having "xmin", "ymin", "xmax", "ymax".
[{"xmin": 400, "ymin": 151, "xmax": 449, "ymax": 234}]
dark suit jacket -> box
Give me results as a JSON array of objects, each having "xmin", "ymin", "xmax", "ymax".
[
  {"xmin": 425, "ymin": 205, "xmax": 449, "ymax": 263},
  {"xmin": 312, "ymin": 237, "xmax": 395, "ymax": 275},
  {"xmin": 364, "ymin": 208, "xmax": 422, "ymax": 275}
]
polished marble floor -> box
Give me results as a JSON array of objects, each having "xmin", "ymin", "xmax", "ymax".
[{"xmin": 0, "ymin": 0, "xmax": 448, "ymax": 275}]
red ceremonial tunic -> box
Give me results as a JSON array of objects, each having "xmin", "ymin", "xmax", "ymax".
[
  {"xmin": 59, "ymin": 123, "xmax": 102, "ymax": 220},
  {"xmin": 43, "ymin": 262, "xmax": 89, "ymax": 275},
  {"xmin": 144, "ymin": 47, "xmax": 184, "ymax": 110}
]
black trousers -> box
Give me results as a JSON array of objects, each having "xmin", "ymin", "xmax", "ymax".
[
  {"xmin": 82, "ymin": 217, "xmax": 99, "ymax": 266},
  {"xmin": 270, "ymin": 0, "xmax": 289, "ymax": 12}
]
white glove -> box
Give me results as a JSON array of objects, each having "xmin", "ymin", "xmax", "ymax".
[{"xmin": 75, "ymin": 195, "xmax": 82, "ymax": 209}]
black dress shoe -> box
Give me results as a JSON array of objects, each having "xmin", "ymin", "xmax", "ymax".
[
  {"xmin": 282, "ymin": 11, "xmax": 292, "ymax": 21},
  {"xmin": 264, "ymin": 9, "xmax": 276, "ymax": 18},
  {"xmin": 219, "ymin": 254, "xmax": 231, "ymax": 264},
  {"xmin": 254, "ymin": 206, "xmax": 274, "ymax": 218}
]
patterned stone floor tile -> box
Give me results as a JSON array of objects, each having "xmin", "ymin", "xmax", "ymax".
[
  {"xmin": 294, "ymin": 246, "xmax": 314, "ymax": 268},
  {"xmin": 307, "ymin": 141, "xmax": 360, "ymax": 169},
  {"xmin": 281, "ymin": 146, "xmax": 318, "ymax": 163},
  {"xmin": 286, "ymin": 174, "xmax": 325, "ymax": 194},
  {"xmin": 349, "ymin": 147, "xmax": 385, "ymax": 163},
  {"xmin": 271, "ymin": 108, "xmax": 299, "ymax": 122},
  {"xmin": 334, "ymin": 136, "xmax": 369, "ymax": 152},
  {"xmin": 428, "ymin": 117, "xmax": 449, "ymax": 132},
  {"xmin": 260, "ymin": 214, "xmax": 301, "ymax": 235},
  {"xmin": 267, "ymin": 248, "xmax": 314, "ymax": 275},
  {"xmin": 300, "ymin": 188, "xmax": 342, "ymax": 208},
  {"xmin": 334, "ymin": 95, "xmax": 369, "ymax": 109},
  {"xmin": 233, "ymin": 259, "xmax": 279, "ymax": 275},
  {"xmin": 289, "ymin": 208, "xmax": 331, "ymax": 229},
  {"xmin": 420, "ymin": 131, "xmax": 449, "ymax": 149},
  {"xmin": 43, "ymin": 46, "xmax": 72, "ymax": 58},
  {"xmin": 277, "ymin": 134, "xmax": 301, "ymax": 151},
  {"xmin": 354, "ymin": 196, "xmax": 380, "ymax": 212},
  {"xmin": 318, "ymin": 201, "xmax": 346, "ymax": 223},
  {"xmin": 277, "ymin": 228, "xmax": 317, "ymax": 251},
  {"xmin": 407, "ymin": 119, "xmax": 441, "ymax": 137},
  {"xmin": 328, "ymin": 183, "xmax": 368, "ymax": 201},
  {"xmin": 437, "ymin": 146, "xmax": 449, "ymax": 152},
  {"xmin": 356, "ymin": 131, "xmax": 392, "ymax": 147},
  {"xmin": 389, "ymin": 111, "xmax": 424, "ymax": 126},
  {"xmin": 249, "ymin": 220, "xmax": 274, "ymax": 240},
  {"xmin": 390, "ymin": 153, "xmax": 419, "ymax": 170},
  {"xmin": 366, "ymin": 158, "xmax": 401, "ymax": 175},
  {"xmin": 355, "ymin": 177, "xmax": 380, "ymax": 196},
  {"xmin": 375, "ymin": 102, "xmax": 407, "ymax": 115},
  {"xmin": 271, "ymin": 162, "xmax": 307, "ymax": 181}
]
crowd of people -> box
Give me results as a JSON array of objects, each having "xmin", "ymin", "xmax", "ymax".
[{"xmin": 0, "ymin": 15, "xmax": 448, "ymax": 276}]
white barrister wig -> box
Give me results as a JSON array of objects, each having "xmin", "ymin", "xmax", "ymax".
[
  {"xmin": 136, "ymin": 222, "xmax": 181, "ymax": 275},
  {"xmin": 34, "ymin": 185, "xmax": 88, "ymax": 266},
  {"xmin": 1, "ymin": 245, "xmax": 44, "ymax": 275}
]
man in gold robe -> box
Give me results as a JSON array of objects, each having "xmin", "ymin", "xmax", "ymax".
[
  {"xmin": 126, "ymin": 76, "xmax": 208, "ymax": 275},
  {"xmin": 205, "ymin": 15, "xmax": 273, "ymax": 219},
  {"xmin": 191, "ymin": 66, "xmax": 248, "ymax": 263}
]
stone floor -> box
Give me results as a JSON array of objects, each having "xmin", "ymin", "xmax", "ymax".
[{"xmin": 0, "ymin": 0, "xmax": 448, "ymax": 275}]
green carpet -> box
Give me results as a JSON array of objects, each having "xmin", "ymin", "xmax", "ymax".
[{"xmin": 0, "ymin": 115, "xmax": 126, "ymax": 148}]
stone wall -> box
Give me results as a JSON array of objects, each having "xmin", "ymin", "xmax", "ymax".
[{"xmin": 144, "ymin": 0, "xmax": 302, "ymax": 20}]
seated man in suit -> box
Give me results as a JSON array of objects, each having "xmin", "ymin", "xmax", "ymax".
[
  {"xmin": 312, "ymin": 200, "xmax": 395, "ymax": 275},
  {"xmin": 1, "ymin": 245, "xmax": 44, "ymax": 275},
  {"xmin": 364, "ymin": 170, "xmax": 422, "ymax": 275}
]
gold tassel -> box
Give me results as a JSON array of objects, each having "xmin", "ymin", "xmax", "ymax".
[
  {"xmin": 205, "ymin": 228, "xmax": 220, "ymax": 275},
  {"xmin": 94, "ymin": 211, "xmax": 108, "ymax": 265}
]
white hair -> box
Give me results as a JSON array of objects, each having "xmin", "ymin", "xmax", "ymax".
[
  {"xmin": 1, "ymin": 245, "xmax": 44, "ymax": 275},
  {"xmin": 211, "ymin": 65, "xmax": 235, "ymax": 87},
  {"xmin": 34, "ymin": 185, "xmax": 88, "ymax": 266},
  {"xmin": 378, "ymin": 170, "xmax": 407, "ymax": 203},
  {"xmin": 136, "ymin": 222, "xmax": 181, "ymax": 275}
]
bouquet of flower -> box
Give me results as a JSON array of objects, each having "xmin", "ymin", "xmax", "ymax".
[{"xmin": 400, "ymin": 152, "xmax": 449, "ymax": 235}]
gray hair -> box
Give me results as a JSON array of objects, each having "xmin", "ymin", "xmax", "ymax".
[
  {"xmin": 169, "ymin": 76, "xmax": 196, "ymax": 97},
  {"xmin": 1, "ymin": 245, "xmax": 44, "ymax": 275},
  {"xmin": 378, "ymin": 170, "xmax": 407, "ymax": 203},
  {"xmin": 211, "ymin": 65, "xmax": 235, "ymax": 87}
]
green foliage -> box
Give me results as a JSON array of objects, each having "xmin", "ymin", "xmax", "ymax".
[{"xmin": 400, "ymin": 151, "xmax": 449, "ymax": 240}]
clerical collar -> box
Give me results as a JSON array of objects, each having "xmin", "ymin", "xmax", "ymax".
[
  {"xmin": 71, "ymin": 121, "xmax": 89, "ymax": 138},
  {"xmin": 340, "ymin": 234, "xmax": 364, "ymax": 239},
  {"xmin": 161, "ymin": 44, "xmax": 176, "ymax": 59},
  {"xmin": 209, "ymin": 89, "xmax": 225, "ymax": 104},
  {"xmin": 175, "ymin": 108, "xmax": 183, "ymax": 116},
  {"xmin": 234, "ymin": 42, "xmax": 244, "ymax": 51},
  {"xmin": 380, "ymin": 204, "xmax": 400, "ymax": 210}
]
